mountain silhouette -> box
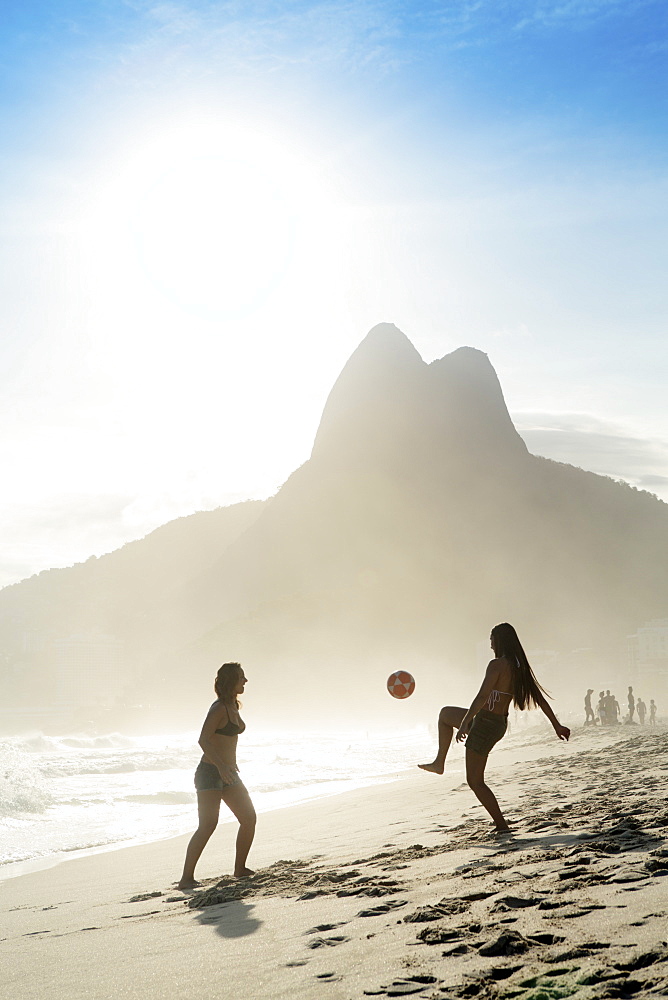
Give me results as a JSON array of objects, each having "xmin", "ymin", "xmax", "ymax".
[
  {"xmin": 312, "ymin": 324, "xmax": 527, "ymax": 468},
  {"xmin": 1, "ymin": 324, "xmax": 667, "ymax": 730}
]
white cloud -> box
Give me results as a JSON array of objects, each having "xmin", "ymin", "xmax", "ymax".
[
  {"xmin": 109, "ymin": 0, "xmax": 406, "ymax": 85},
  {"xmin": 515, "ymin": 411, "xmax": 668, "ymax": 502},
  {"xmin": 512, "ymin": 0, "xmax": 649, "ymax": 31}
]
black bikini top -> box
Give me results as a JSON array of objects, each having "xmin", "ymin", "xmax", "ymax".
[{"xmin": 214, "ymin": 704, "xmax": 245, "ymax": 737}]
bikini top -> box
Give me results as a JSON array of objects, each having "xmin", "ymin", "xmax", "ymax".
[
  {"xmin": 486, "ymin": 689, "xmax": 512, "ymax": 711},
  {"xmin": 486, "ymin": 655, "xmax": 518, "ymax": 712},
  {"xmin": 214, "ymin": 705, "xmax": 246, "ymax": 736}
]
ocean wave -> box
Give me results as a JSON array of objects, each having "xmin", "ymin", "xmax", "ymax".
[
  {"xmin": 0, "ymin": 744, "xmax": 54, "ymax": 817},
  {"xmin": 38, "ymin": 754, "xmax": 195, "ymax": 777},
  {"xmin": 60, "ymin": 838, "xmax": 130, "ymax": 853},
  {"xmin": 60, "ymin": 734, "xmax": 137, "ymax": 749},
  {"xmin": 0, "ymin": 785, "xmax": 54, "ymax": 818},
  {"xmin": 6, "ymin": 732, "xmax": 137, "ymax": 753},
  {"xmin": 0, "ymin": 729, "xmax": 437, "ymax": 871}
]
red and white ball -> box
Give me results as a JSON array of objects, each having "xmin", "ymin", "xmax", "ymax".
[{"xmin": 387, "ymin": 670, "xmax": 416, "ymax": 699}]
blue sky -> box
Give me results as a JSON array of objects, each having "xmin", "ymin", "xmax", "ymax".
[{"xmin": 1, "ymin": 1, "xmax": 667, "ymax": 585}]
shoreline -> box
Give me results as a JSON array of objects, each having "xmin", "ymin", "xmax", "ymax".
[
  {"xmin": 0, "ymin": 768, "xmax": 408, "ymax": 883},
  {"xmin": 4, "ymin": 724, "xmax": 667, "ymax": 1000},
  {"xmin": 0, "ymin": 719, "xmax": 636, "ymax": 884},
  {"xmin": 0, "ymin": 724, "xmax": 443, "ymax": 880}
]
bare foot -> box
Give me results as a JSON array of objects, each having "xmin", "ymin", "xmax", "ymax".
[
  {"xmin": 493, "ymin": 827, "xmax": 512, "ymax": 837},
  {"xmin": 418, "ymin": 761, "xmax": 444, "ymax": 774},
  {"xmin": 177, "ymin": 879, "xmax": 201, "ymax": 892},
  {"xmin": 234, "ymin": 867, "xmax": 255, "ymax": 878}
]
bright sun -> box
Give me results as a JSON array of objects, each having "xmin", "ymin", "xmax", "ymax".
[{"xmin": 84, "ymin": 115, "xmax": 346, "ymax": 318}]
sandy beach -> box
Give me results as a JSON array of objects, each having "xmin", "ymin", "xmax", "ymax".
[{"xmin": 3, "ymin": 723, "xmax": 668, "ymax": 1000}]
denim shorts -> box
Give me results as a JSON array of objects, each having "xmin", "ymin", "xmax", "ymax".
[{"xmin": 194, "ymin": 760, "xmax": 241, "ymax": 792}]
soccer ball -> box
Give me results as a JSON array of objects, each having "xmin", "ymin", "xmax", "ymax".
[{"xmin": 387, "ymin": 670, "xmax": 416, "ymax": 699}]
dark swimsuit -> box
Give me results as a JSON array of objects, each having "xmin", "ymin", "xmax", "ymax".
[
  {"xmin": 194, "ymin": 706, "xmax": 245, "ymax": 792},
  {"xmin": 214, "ymin": 718, "xmax": 245, "ymax": 736},
  {"xmin": 466, "ymin": 689, "xmax": 511, "ymax": 757}
]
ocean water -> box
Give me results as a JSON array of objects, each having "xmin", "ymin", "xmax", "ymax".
[{"xmin": 0, "ymin": 727, "xmax": 437, "ymax": 878}]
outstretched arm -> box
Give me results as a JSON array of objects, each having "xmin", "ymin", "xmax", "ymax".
[{"xmin": 535, "ymin": 692, "xmax": 570, "ymax": 741}]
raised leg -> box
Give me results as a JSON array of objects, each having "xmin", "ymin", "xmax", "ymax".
[
  {"xmin": 418, "ymin": 705, "xmax": 467, "ymax": 774},
  {"xmin": 465, "ymin": 747, "xmax": 509, "ymax": 831},
  {"xmin": 178, "ymin": 789, "xmax": 222, "ymax": 889},
  {"xmin": 222, "ymin": 782, "xmax": 257, "ymax": 877}
]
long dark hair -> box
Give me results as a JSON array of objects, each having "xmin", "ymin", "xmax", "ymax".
[
  {"xmin": 214, "ymin": 662, "xmax": 242, "ymax": 707},
  {"xmin": 491, "ymin": 623, "xmax": 549, "ymax": 711}
]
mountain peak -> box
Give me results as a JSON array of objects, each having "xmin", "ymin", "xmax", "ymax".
[
  {"xmin": 358, "ymin": 322, "xmax": 425, "ymax": 365},
  {"xmin": 310, "ymin": 324, "xmax": 425, "ymax": 462},
  {"xmin": 311, "ymin": 325, "xmax": 526, "ymax": 465},
  {"xmin": 427, "ymin": 345, "xmax": 526, "ymax": 457}
]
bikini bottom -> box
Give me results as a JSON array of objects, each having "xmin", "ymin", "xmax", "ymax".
[
  {"xmin": 194, "ymin": 760, "xmax": 241, "ymax": 791},
  {"xmin": 466, "ymin": 709, "xmax": 508, "ymax": 757}
]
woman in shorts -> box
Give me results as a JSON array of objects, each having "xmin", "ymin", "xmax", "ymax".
[
  {"xmin": 419, "ymin": 623, "xmax": 570, "ymax": 832},
  {"xmin": 178, "ymin": 662, "xmax": 256, "ymax": 889}
]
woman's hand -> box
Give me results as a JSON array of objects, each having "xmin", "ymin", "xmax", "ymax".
[
  {"xmin": 456, "ymin": 718, "xmax": 471, "ymax": 743},
  {"xmin": 217, "ymin": 763, "xmax": 239, "ymax": 784},
  {"xmin": 554, "ymin": 724, "xmax": 570, "ymax": 742}
]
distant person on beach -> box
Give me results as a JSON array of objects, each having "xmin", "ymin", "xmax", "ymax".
[
  {"xmin": 637, "ymin": 698, "xmax": 646, "ymax": 725},
  {"xmin": 597, "ymin": 690, "xmax": 607, "ymax": 725},
  {"xmin": 649, "ymin": 700, "xmax": 657, "ymax": 726},
  {"xmin": 604, "ymin": 690, "xmax": 619, "ymax": 725},
  {"xmin": 418, "ymin": 622, "xmax": 570, "ymax": 833},
  {"xmin": 613, "ymin": 693, "xmax": 621, "ymax": 724},
  {"xmin": 178, "ymin": 662, "xmax": 256, "ymax": 891},
  {"xmin": 584, "ymin": 689, "xmax": 596, "ymax": 725},
  {"xmin": 627, "ymin": 686, "xmax": 636, "ymax": 723}
]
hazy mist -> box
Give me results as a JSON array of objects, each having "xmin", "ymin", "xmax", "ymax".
[{"xmin": 1, "ymin": 325, "xmax": 667, "ymax": 735}]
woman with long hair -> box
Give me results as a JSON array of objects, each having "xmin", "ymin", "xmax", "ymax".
[
  {"xmin": 418, "ymin": 623, "xmax": 570, "ymax": 832},
  {"xmin": 178, "ymin": 662, "xmax": 256, "ymax": 890}
]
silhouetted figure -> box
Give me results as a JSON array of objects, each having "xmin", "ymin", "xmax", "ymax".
[
  {"xmin": 179, "ymin": 662, "xmax": 256, "ymax": 891},
  {"xmin": 613, "ymin": 693, "xmax": 621, "ymax": 724},
  {"xmin": 597, "ymin": 690, "xmax": 607, "ymax": 725},
  {"xmin": 584, "ymin": 688, "xmax": 596, "ymax": 725},
  {"xmin": 418, "ymin": 622, "xmax": 570, "ymax": 833},
  {"xmin": 649, "ymin": 700, "xmax": 657, "ymax": 727},
  {"xmin": 604, "ymin": 690, "xmax": 619, "ymax": 725},
  {"xmin": 627, "ymin": 686, "xmax": 636, "ymax": 723},
  {"xmin": 637, "ymin": 698, "xmax": 646, "ymax": 725}
]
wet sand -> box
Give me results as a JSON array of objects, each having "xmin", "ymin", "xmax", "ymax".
[{"xmin": 3, "ymin": 723, "xmax": 667, "ymax": 999}]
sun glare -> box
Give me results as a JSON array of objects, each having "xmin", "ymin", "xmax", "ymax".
[{"xmin": 81, "ymin": 116, "xmax": 347, "ymax": 318}]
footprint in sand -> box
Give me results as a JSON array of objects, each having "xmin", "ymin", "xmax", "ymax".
[
  {"xmin": 614, "ymin": 948, "xmax": 668, "ymax": 973},
  {"xmin": 403, "ymin": 899, "xmax": 471, "ymax": 923},
  {"xmin": 547, "ymin": 941, "xmax": 611, "ymax": 962},
  {"xmin": 335, "ymin": 877, "xmax": 403, "ymax": 898},
  {"xmin": 490, "ymin": 894, "xmax": 545, "ymax": 911},
  {"xmin": 416, "ymin": 926, "xmax": 463, "ymax": 945},
  {"xmin": 477, "ymin": 930, "xmax": 564, "ymax": 956},
  {"xmin": 441, "ymin": 942, "xmax": 472, "ymax": 956},
  {"xmin": 304, "ymin": 922, "xmax": 346, "ymax": 934},
  {"xmin": 357, "ymin": 899, "xmax": 409, "ymax": 918},
  {"xmin": 307, "ymin": 935, "xmax": 349, "ymax": 949},
  {"xmin": 364, "ymin": 974, "xmax": 439, "ymax": 996}
]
